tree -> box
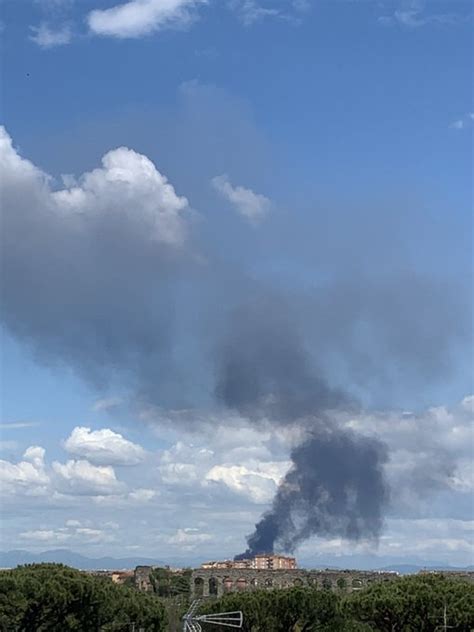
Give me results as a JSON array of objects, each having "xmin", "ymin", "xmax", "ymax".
[
  {"xmin": 0, "ymin": 563, "xmax": 167, "ymax": 631},
  {"xmin": 198, "ymin": 574, "xmax": 474, "ymax": 632},
  {"xmin": 346, "ymin": 574, "xmax": 474, "ymax": 632}
]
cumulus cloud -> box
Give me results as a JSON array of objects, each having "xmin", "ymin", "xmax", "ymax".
[
  {"xmin": 29, "ymin": 22, "xmax": 72, "ymax": 48},
  {"xmin": 168, "ymin": 527, "xmax": 212, "ymax": 550},
  {"xmin": 0, "ymin": 125, "xmax": 192, "ymax": 393},
  {"xmin": 87, "ymin": 0, "xmax": 206, "ymax": 38},
  {"xmin": 20, "ymin": 520, "xmax": 117, "ymax": 545},
  {"xmin": 0, "ymin": 447, "xmax": 50, "ymax": 496},
  {"xmin": 64, "ymin": 426, "xmax": 146, "ymax": 465},
  {"xmin": 1, "ymin": 396, "xmax": 472, "ymax": 562},
  {"xmin": 211, "ymin": 174, "xmax": 271, "ymax": 225},
  {"xmin": 51, "ymin": 145, "xmax": 189, "ymax": 246},
  {"xmin": 52, "ymin": 459, "xmax": 124, "ymax": 496},
  {"xmin": 205, "ymin": 461, "xmax": 290, "ymax": 503},
  {"xmin": 157, "ymin": 425, "xmax": 291, "ymax": 504}
]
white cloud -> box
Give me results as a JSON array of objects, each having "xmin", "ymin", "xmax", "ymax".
[
  {"xmin": 92, "ymin": 397, "xmax": 123, "ymax": 412},
  {"xmin": 205, "ymin": 461, "xmax": 290, "ymax": 503},
  {"xmin": 64, "ymin": 426, "xmax": 146, "ymax": 465},
  {"xmin": 19, "ymin": 520, "xmax": 116, "ymax": 545},
  {"xmin": 211, "ymin": 174, "xmax": 271, "ymax": 225},
  {"xmin": 450, "ymin": 119, "xmax": 464, "ymax": 130},
  {"xmin": 229, "ymin": 0, "xmax": 309, "ymax": 27},
  {"xmin": 29, "ymin": 22, "xmax": 72, "ymax": 48},
  {"xmin": 24, "ymin": 446, "xmax": 46, "ymax": 468},
  {"xmin": 0, "ymin": 422, "xmax": 39, "ymax": 429},
  {"xmin": 20, "ymin": 529, "xmax": 71, "ymax": 543},
  {"xmin": 2, "ymin": 396, "xmax": 472, "ymax": 563},
  {"xmin": 168, "ymin": 527, "xmax": 212, "ymax": 549},
  {"xmin": 52, "ymin": 459, "xmax": 124, "ymax": 495},
  {"xmin": 128, "ymin": 488, "xmax": 156, "ymax": 502},
  {"xmin": 232, "ymin": 0, "xmax": 279, "ymax": 26},
  {"xmin": 51, "ymin": 144, "xmax": 189, "ymax": 246},
  {"xmin": 158, "ymin": 441, "xmax": 213, "ymax": 485},
  {"xmin": 156, "ymin": 425, "xmax": 291, "ymax": 503},
  {"xmin": 378, "ymin": 1, "xmax": 461, "ymax": 28},
  {"xmin": 0, "ymin": 126, "xmax": 189, "ymax": 250},
  {"xmin": 92, "ymin": 487, "xmax": 157, "ymax": 506},
  {"xmin": 87, "ymin": 0, "xmax": 206, "ymax": 39},
  {"xmin": 449, "ymin": 113, "xmax": 473, "ymax": 131},
  {"xmin": 0, "ymin": 446, "xmax": 50, "ymax": 496}
]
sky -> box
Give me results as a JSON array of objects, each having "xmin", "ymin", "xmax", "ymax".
[{"xmin": 0, "ymin": 0, "xmax": 473, "ymax": 568}]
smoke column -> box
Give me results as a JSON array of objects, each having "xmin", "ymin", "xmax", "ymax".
[
  {"xmin": 236, "ymin": 430, "xmax": 388, "ymax": 557},
  {"xmin": 215, "ymin": 298, "xmax": 389, "ymax": 557}
]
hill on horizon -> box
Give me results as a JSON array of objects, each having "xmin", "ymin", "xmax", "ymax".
[
  {"xmin": 0, "ymin": 549, "xmax": 165, "ymax": 571},
  {"xmin": 1, "ymin": 549, "xmax": 473, "ymax": 574}
]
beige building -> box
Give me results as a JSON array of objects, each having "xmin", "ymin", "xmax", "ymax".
[
  {"xmin": 253, "ymin": 554, "xmax": 297, "ymax": 570},
  {"xmin": 201, "ymin": 554, "xmax": 296, "ymax": 571}
]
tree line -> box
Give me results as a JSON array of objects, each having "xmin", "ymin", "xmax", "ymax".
[
  {"xmin": 0, "ymin": 563, "xmax": 167, "ymax": 631},
  {"xmin": 1, "ymin": 564, "xmax": 473, "ymax": 631},
  {"xmin": 201, "ymin": 574, "xmax": 474, "ymax": 631}
]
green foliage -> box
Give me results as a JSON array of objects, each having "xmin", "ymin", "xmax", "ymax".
[
  {"xmin": 201, "ymin": 587, "xmax": 346, "ymax": 631},
  {"xmin": 346, "ymin": 573, "xmax": 474, "ymax": 632},
  {"xmin": 0, "ymin": 563, "xmax": 167, "ymax": 631},
  {"xmin": 150, "ymin": 567, "xmax": 191, "ymax": 598},
  {"xmin": 199, "ymin": 574, "xmax": 474, "ymax": 632}
]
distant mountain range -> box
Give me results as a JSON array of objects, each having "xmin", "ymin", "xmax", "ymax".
[
  {"xmin": 1, "ymin": 549, "xmax": 472, "ymax": 574},
  {"xmin": 0, "ymin": 549, "xmax": 165, "ymax": 570},
  {"xmin": 301, "ymin": 553, "xmax": 474, "ymax": 575}
]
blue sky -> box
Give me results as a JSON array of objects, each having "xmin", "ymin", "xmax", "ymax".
[{"xmin": 0, "ymin": 0, "xmax": 472, "ymax": 567}]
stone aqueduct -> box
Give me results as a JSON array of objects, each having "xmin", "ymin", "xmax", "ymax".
[
  {"xmin": 135, "ymin": 566, "xmax": 474, "ymax": 598},
  {"xmin": 189, "ymin": 568, "xmax": 397, "ymax": 598}
]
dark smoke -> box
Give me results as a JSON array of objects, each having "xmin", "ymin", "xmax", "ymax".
[
  {"xmin": 236, "ymin": 430, "xmax": 388, "ymax": 557},
  {"xmin": 215, "ymin": 296, "xmax": 388, "ymax": 556},
  {"xmin": 215, "ymin": 296, "xmax": 351, "ymax": 421}
]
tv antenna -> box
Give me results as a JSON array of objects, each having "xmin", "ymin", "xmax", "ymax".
[
  {"xmin": 182, "ymin": 599, "xmax": 243, "ymax": 632},
  {"xmin": 435, "ymin": 602, "xmax": 454, "ymax": 631}
]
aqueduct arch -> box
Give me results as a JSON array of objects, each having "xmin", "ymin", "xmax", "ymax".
[{"xmin": 190, "ymin": 569, "xmax": 398, "ymax": 598}]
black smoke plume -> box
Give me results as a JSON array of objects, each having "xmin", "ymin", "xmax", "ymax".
[
  {"xmin": 235, "ymin": 430, "xmax": 388, "ymax": 557},
  {"xmin": 215, "ymin": 297, "xmax": 388, "ymax": 556}
]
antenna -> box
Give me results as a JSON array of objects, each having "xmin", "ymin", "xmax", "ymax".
[
  {"xmin": 435, "ymin": 602, "xmax": 455, "ymax": 631},
  {"xmin": 182, "ymin": 600, "xmax": 243, "ymax": 632}
]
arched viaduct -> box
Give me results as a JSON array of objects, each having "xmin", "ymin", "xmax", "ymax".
[{"xmin": 190, "ymin": 568, "xmax": 397, "ymax": 598}]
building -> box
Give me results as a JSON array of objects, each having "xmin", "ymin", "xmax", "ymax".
[
  {"xmin": 200, "ymin": 554, "xmax": 296, "ymax": 571},
  {"xmin": 254, "ymin": 554, "xmax": 297, "ymax": 570}
]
